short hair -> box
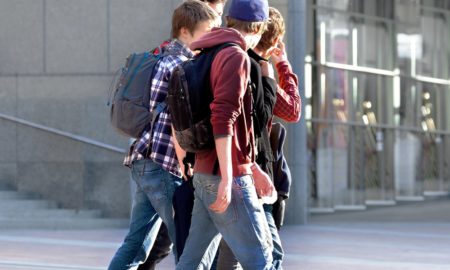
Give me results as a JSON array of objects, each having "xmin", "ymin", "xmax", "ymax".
[
  {"xmin": 226, "ymin": 17, "xmax": 267, "ymax": 35},
  {"xmin": 172, "ymin": 0, "xmax": 217, "ymax": 39},
  {"xmin": 256, "ymin": 7, "xmax": 285, "ymax": 51}
]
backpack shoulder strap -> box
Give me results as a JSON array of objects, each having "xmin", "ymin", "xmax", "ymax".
[
  {"xmin": 144, "ymin": 101, "xmax": 167, "ymax": 157},
  {"xmin": 152, "ymin": 102, "xmax": 167, "ymax": 123},
  {"xmin": 202, "ymin": 42, "xmax": 239, "ymax": 59}
]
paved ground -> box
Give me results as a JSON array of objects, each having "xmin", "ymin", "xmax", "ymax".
[{"xmin": 1, "ymin": 200, "xmax": 449, "ymax": 269}]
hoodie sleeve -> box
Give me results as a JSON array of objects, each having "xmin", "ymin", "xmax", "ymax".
[{"xmin": 209, "ymin": 48, "xmax": 250, "ymax": 137}]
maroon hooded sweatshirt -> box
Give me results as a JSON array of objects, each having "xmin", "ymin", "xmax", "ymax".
[{"xmin": 190, "ymin": 27, "xmax": 254, "ymax": 177}]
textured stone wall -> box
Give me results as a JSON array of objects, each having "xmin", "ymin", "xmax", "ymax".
[
  {"xmin": 0, "ymin": 0, "xmax": 183, "ymax": 217},
  {"xmin": 0, "ymin": 0, "xmax": 304, "ymax": 221}
]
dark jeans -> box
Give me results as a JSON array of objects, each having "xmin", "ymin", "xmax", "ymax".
[{"xmin": 172, "ymin": 178, "xmax": 195, "ymax": 258}]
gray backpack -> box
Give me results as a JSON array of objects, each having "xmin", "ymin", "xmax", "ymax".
[{"xmin": 109, "ymin": 47, "xmax": 165, "ymax": 138}]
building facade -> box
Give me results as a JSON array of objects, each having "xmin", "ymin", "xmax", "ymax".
[
  {"xmin": 305, "ymin": 0, "xmax": 450, "ymax": 213},
  {"xmin": 3, "ymin": 0, "xmax": 446, "ymax": 223},
  {"xmin": 0, "ymin": 0, "xmax": 309, "ymax": 223}
]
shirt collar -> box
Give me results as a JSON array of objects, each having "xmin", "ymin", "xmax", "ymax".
[
  {"xmin": 247, "ymin": 49, "xmax": 267, "ymax": 62},
  {"xmin": 164, "ymin": 39, "xmax": 195, "ymax": 58}
]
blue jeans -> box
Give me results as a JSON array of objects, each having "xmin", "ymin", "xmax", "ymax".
[
  {"xmin": 215, "ymin": 206, "xmax": 284, "ymax": 270},
  {"xmin": 176, "ymin": 173, "xmax": 274, "ymax": 270},
  {"xmin": 263, "ymin": 204, "xmax": 284, "ymax": 270},
  {"xmin": 108, "ymin": 159, "xmax": 181, "ymax": 270}
]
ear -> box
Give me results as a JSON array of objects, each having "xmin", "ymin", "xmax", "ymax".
[{"xmin": 179, "ymin": 27, "xmax": 191, "ymax": 38}]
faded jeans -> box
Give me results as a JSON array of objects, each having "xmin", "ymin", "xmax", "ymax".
[
  {"xmin": 217, "ymin": 204, "xmax": 284, "ymax": 269},
  {"xmin": 108, "ymin": 159, "xmax": 181, "ymax": 270},
  {"xmin": 176, "ymin": 173, "xmax": 274, "ymax": 270}
]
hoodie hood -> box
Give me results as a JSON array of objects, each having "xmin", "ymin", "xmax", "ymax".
[{"xmin": 190, "ymin": 27, "xmax": 248, "ymax": 52}]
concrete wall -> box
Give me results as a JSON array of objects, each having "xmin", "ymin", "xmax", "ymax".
[
  {"xmin": 0, "ymin": 0, "xmax": 183, "ymax": 217},
  {"xmin": 0, "ymin": 0, "xmax": 305, "ymax": 221}
]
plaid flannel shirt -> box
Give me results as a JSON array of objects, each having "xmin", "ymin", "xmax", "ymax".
[
  {"xmin": 273, "ymin": 61, "xmax": 301, "ymax": 122},
  {"xmin": 123, "ymin": 40, "xmax": 194, "ymax": 177}
]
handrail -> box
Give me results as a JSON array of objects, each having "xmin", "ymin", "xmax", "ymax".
[
  {"xmin": 306, "ymin": 117, "xmax": 450, "ymax": 136},
  {"xmin": 0, "ymin": 113, "xmax": 126, "ymax": 153},
  {"xmin": 3, "ymin": 111, "xmax": 449, "ymax": 153},
  {"xmin": 307, "ymin": 60, "xmax": 450, "ymax": 86}
]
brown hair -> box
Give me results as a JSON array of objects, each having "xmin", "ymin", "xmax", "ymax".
[
  {"xmin": 226, "ymin": 17, "xmax": 267, "ymax": 35},
  {"xmin": 172, "ymin": 0, "xmax": 217, "ymax": 39},
  {"xmin": 256, "ymin": 7, "xmax": 285, "ymax": 51}
]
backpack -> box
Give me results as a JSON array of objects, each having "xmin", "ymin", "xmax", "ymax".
[
  {"xmin": 109, "ymin": 46, "xmax": 165, "ymax": 138},
  {"xmin": 167, "ymin": 43, "xmax": 237, "ymax": 153},
  {"xmin": 248, "ymin": 50, "xmax": 277, "ymax": 178}
]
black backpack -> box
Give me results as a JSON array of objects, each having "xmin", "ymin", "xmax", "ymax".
[
  {"xmin": 109, "ymin": 47, "xmax": 166, "ymax": 138},
  {"xmin": 167, "ymin": 43, "xmax": 236, "ymax": 153}
]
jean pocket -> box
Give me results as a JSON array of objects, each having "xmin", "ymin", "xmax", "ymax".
[
  {"xmin": 203, "ymin": 183, "xmax": 238, "ymax": 226},
  {"xmin": 139, "ymin": 169, "xmax": 168, "ymax": 202},
  {"xmin": 209, "ymin": 199, "xmax": 238, "ymax": 227},
  {"xmin": 236, "ymin": 178, "xmax": 271, "ymax": 250},
  {"xmin": 236, "ymin": 176, "xmax": 261, "ymax": 213}
]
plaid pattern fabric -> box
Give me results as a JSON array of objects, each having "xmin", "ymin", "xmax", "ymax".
[
  {"xmin": 273, "ymin": 61, "xmax": 301, "ymax": 122},
  {"xmin": 124, "ymin": 40, "xmax": 194, "ymax": 177}
]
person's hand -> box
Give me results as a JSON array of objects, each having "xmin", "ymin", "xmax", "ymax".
[
  {"xmin": 209, "ymin": 178, "xmax": 232, "ymax": 213},
  {"xmin": 179, "ymin": 162, "xmax": 186, "ymax": 180},
  {"xmin": 180, "ymin": 162, "xmax": 194, "ymax": 181},
  {"xmin": 252, "ymin": 163, "xmax": 277, "ymax": 204},
  {"xmin": 186, "ymin": 164, "xmax": 194, "ymax": 178},
  {"xmin": 270, "ymin": 41, "xmax": 288, "ymax": 65},
  {"xmin": 259, "ymin": 60, "xmax": 275, "ymax": 79}
]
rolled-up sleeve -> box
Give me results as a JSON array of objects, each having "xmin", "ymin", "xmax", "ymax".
[{"xmin": 273, "ymin": 61, "xmax": 301, "ymax": 122}]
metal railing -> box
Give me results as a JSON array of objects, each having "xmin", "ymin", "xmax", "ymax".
[
  {"xmin": 306, "ymin": 118, "xmax": 450, "ymax": 136},
  {"xmin": 307, "ymin": 117, "xmax": 450, "ymax": 213},
  {"xmin": 0, "ymin": 112, "xmax": 126, "ymax": 154}
]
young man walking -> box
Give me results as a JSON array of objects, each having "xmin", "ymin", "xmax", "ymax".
[
  {"xmin": 217, "ymin": 7, "xmax": 301, "ymax": 270},
  {"xmin": 140, "ymin": 2, "xmax": 226, "ymax": 268},
  {"xmin": 170, "ymin": 0, "xmax": 227, "ymax": 262},
  {"xmin": 108, "ymin": 2, "xmax": 217, "ymax": 269},
  {"xmin": 253, "ymin": 8, "xmax": 301, "ymax": 269},
  {"xmin": 175, "ymin": 0, "xmax": 275, "ymax": 269}
]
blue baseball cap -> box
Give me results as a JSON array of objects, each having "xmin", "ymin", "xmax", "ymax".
[{"xmin": 228, "ymin": 0, "xmax": 269, "ymax": 22}]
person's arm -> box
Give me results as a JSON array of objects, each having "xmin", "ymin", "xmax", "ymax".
[
  {"xmin": 209, "ymin": 136, "xmax": 233, "ymax": 213},
  {"xmin": 208, "ymin": 48, "xmax": 249, "ymax": 213},
  {"xmin": 271, "ymin": 41, "xmax": 301, "ymax": 122},
  {"xmin": 171, "ymin": 126, "xmax": 191, "ymax": 180}
]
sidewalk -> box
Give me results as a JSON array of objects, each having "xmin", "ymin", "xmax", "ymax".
[{"xmin": 1, "ymin": 221, "xmax": 450, "ymax": 269}]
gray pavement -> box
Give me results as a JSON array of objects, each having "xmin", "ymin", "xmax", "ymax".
[
  {"xmin": 1, "ymin": 223, "xmax": 450, "ymax": 270},
  {"xmin": 1, "ymin": 200, "xmax": 449, "ymax": 269}
]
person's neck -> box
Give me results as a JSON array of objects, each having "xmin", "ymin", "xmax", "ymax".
[
  {"xmin": 253, "ymin": 47, "xmax": 263, "ymax": 56},
  {"xmin": 236, "ymin": 29, "xmax": 251, "ymax": 51},
  {"xmin": 176, "ymin": 37, "xmax": 190, "ymax": 48},
  {"xmin": 253, "ymin": 47, "xmax": 269, "ymax": 59}
]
